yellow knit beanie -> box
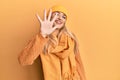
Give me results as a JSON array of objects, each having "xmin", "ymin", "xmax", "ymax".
[{"xmin": 51, "ymin": 5, "xmax": 68, "ymax": 17}]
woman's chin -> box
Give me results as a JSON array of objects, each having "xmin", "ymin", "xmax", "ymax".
[{"xmin": 56, "ymin": 25, "xmax": 63, "ymax": 29}]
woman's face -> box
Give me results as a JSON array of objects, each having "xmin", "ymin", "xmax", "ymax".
[{"xmin": 51, "ymin": 11, "xmax": 67, "ymax": 29}]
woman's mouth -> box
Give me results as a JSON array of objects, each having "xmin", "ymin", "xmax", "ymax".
[{"xmin": 55, "ymin": 20, "xmax": 63, "ymax": 25}]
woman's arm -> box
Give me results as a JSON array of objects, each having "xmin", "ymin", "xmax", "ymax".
[
  {"xmin": 18, "ymin": 33, "xmax": 48, "ymax": 66},
  {"xmin": 75, "ymin": 51, "xmax": 86, "ymax": 80}
]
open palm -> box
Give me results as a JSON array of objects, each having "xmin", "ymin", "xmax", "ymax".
[{"xmin": 36, "ymin": 9, "xmax": 58, "ymax": 37}]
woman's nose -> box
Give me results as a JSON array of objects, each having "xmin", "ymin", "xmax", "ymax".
[
  {"xmin": 57, "ymin": 17, "xmax": 61, "ymax": 20},
  {"xmin": 57, "ymin": 15, "xmax": 62, "ymax": 20},
  {"xmin": 57, "ymin": 14, "xmax": 62, "ymax": 18}
]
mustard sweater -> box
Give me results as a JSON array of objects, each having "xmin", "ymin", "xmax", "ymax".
[{"xmin": 18, "ymin": 33, "xmax": 86, "ymax": 80}]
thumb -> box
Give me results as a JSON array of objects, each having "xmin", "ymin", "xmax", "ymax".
[{"xmin": 52, "ymin": 26, "xmax": 58, "ymax": 31}]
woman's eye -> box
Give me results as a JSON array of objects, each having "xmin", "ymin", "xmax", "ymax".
[
  {"xmin": 54, "ymin": 12, "xmax": 59, "ymax": 15},
  {"xmin": 62, "ymin": 16, "xmax": 66, "ymax": 19},
  {"xmin": 52, "ymin": 12, "xmax": 59, "ymax": 17}
]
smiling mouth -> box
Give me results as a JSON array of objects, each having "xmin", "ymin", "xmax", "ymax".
[{"xmin": 55, "ymin": 20, "xmax": 63, "ymax": 25}]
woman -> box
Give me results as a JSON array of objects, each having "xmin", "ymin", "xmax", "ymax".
[{"xmin": 18, "ymin": 5, "xmax": 86, "ymax": 80}]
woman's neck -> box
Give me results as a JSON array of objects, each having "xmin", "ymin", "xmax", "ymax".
[{"xmin": 52, "ymin": 30, "xmax": 59, "ymax": 37}]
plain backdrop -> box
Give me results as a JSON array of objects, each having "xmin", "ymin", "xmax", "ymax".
[{"xmin": 0, "ymin": 0, "xmax": 120, "ymax": 80}]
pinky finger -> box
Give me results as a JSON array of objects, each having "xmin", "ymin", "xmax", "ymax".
[{"xmin": 36, "ymin": 14, "xmax": 42, "ymax": 23}]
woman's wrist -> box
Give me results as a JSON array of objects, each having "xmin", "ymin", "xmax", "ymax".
[
  {"xmin": 40, "ymin": 32, "xmax": 48, "ymax": 38},
  {"xmin": 40, "ymin": 30, "xmax": 46, "ymax": 37},
  {"xmin": 41, "ymin": 33, "xmax": 47, "ymax": 38}
]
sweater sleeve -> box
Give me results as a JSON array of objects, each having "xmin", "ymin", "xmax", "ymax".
[
  {"xmin": 18, "ymin": 33, "xmax": 48, "ymax": 66},
  {"xmin": 75, "ymin": 51, "xmax": 86, "ymax": 80}
]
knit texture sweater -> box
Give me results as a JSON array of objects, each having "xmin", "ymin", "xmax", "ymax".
[{"xmin": 18, "ymin": 33, "xmax": 86, "ymax": 80}]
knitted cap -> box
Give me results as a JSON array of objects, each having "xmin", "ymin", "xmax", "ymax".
[{"xmin": 51, "ymin": 5, "xmax": 68, "ymax": 17}]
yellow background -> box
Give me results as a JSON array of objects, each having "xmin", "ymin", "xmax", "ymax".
[{"xmin": 0, "ymin": 0, "xmax": 120, "ymax": 80}]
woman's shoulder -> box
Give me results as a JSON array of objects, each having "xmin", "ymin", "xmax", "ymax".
[
  {"xmin": 63, "ymin": 31, "xmax": 75, "ymax": 40},
  {"xmin": 60, "ymin": 31, "xmax": 76, "ymax": 44}
]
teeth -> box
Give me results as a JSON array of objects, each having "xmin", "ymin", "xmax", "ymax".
[{"xmin": 56, "ymin": 20, "xmax": 62, "ymax": 24}]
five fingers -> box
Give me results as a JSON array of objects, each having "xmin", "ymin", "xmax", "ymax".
[
  {"xmin": 37, "ymin": 9, "xmax": 58, "ymax": 22},
  {"xmin": 36, "ymin": 9, "xmax": 59, "ymax": 35}
]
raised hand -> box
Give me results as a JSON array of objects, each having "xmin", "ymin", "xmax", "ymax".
[{"xmin": 36, "ymin": 9, "xmax": 58, "ymax": 37}]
